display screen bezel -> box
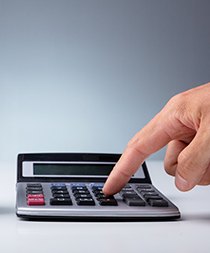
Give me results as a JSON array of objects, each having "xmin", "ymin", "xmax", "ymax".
[{"xmin": 17, "ymin": 153, "xmax": 151, "ymax": 183}]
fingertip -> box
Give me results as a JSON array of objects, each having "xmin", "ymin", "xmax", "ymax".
[
  {"xmin": 102, "ymin": 187, "xmax": 110, "ymax": 196},
  {"xmin": 102, "ymin": 180, "xmax": 121, "ymax": 196},
  {"xmin": 102, "ymin": 184, "xmax": 110, "ymax": 196}
]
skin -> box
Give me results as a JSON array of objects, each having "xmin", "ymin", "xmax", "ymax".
[{"xmin": 103, "ymin": 82, "xmax": 210, "ymax": 195}]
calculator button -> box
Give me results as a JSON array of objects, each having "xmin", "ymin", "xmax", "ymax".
[
  {"xmin": 51, "ymin": 186, "xmax": 67, "ymax": 191},
  {"xmin": 74, "ymin": 194, "xmax": 92, "ymax": 199},
  {"xmin": 136, "ymin": 184, "xmax": 152, "ymax": 189},
  {"xmin": 51, "ymin": 190, "xmax": 69, "ymax": 194},
  {"xmin": 93, "ymin": 190, "xmax": 106, "ymax": 198},
  {"xmin": 52, "ymin": 193, "xmax": 70, "ymax": 198},
  {"xmin": 27, "ymin": 183, "xmax": 42, "ymax": 187},
  {"xmin": 91, "ymin": 186, "xmax": 103, "ymax": 192},
  {"xmin": 122, "ymin": 192, "xmax": 146, "ymax": 206},
  {"xmin": 143, "ymin": 195, "xmax": 161, "ymax": 201},
  {"xmin": 50, "ymin": 198, "xmax": 72, "ymax": 205},
  {"xmin": 97, "ymin": 194, "xmax": 114, "ymax": 200},
  {"xmin": 71, "ymin": 186, "xmax": 88, "ymax": 191},
  {"xmin": 51, "ymin": 183, "xmax": 66, "ymax": 187},
  {"xmin": 26, "ymin": 187, "xmax": 43, "ymax": 191},
  {"xmin": 142, "ymin": 193, "xmax": 159, "ymax": 197},
  {"xmin": 27, "ymin": 190, "xmax": 43, "ymax": 194},
  {"xmin": 148, "ymin": 199, "xmax": 169, "ymax": 207},
  {"xmin": 90, "ymin": 183, "xmax": 104, "ymax": 187},
  {"xmin": 120, "ymin": 189, "xmax": 136, "ymax": 194},
  {"xmin": 73, "ymin": 190, "xmax": 90, "ymax": 195},
  {"xmin": 95, "ymin": 194, "xmax": 106, "ymax": 200},
  {"xmin": 121, "ymin": 193, "xmax": 140, "ymax": 199},
  {"xmin": 137, "ymin": 189, "xmax": 155, "ymax": 194},
  {"xmin": 124, "ymin": 198, "xmax": 146, "ymax": 206},
  {"xmin": 99, "ymin": 198, "xmax": 118, "ymax": 206},
  {"xmin": 71, "ymin": 183, "xmax": 86, "ymax": 187},
  {"xmin": 27, "ymin": 198, "xmax": 45, "ymax": 206},
  {"xmin": 72, "ymin": 189, "xmax": 89, "ymax": 194},
  {"xmin": 93, "ymin": 190, "xmax": 104, "ymax": 196},
  {"xmin": 27, "ymin": 194, "xmax": 44, "ymax": 199},
  {"xmin": 76, "ymin": 198, "xmax": 95, "ymax": 206},
  {"xmin": 123, "ymin": 184, "xmax": 132, "ymax": 189}
]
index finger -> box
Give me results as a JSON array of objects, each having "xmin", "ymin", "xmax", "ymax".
[{"xmin": 103, "ymin": 112, "xmax": 172, "ymax": 195}]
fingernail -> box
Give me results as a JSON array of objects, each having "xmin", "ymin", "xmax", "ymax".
[{"xmin": 175, "ymin": 174, "xmax": 191, "ymax": 191}]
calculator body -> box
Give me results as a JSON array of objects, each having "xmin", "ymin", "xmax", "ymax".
[{"xmin": 16, "ymin": 153, "xmax": 180, "ymax": 220}]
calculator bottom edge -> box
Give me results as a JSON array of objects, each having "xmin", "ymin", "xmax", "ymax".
[{"xmin": 16, "ymin": 211, "xmax": 181, "ymax": 221}]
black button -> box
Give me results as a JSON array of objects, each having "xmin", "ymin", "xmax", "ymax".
[
  {"xmin": 144, "ymin": 195, "xmax": 162, "ymax": 202},
  {"xmin": 138, "ymin": 189, "xmax": 156, "ymax": 195},
  {"xmin": 27, "ymin": 184, "xmax": 42, "ymax": 187},
  {"xmin": 26, "ymin": 186, "xmax": 43, "ymax": 191},
  {"xmin": 51, "ymin": 186, "xmax": 67, "ymax": 191},
  {"xmin": 76, "ymin": 198, "xmax": 95, "ymax": 206},
  {"xmin": 50, "ymin": 198, "xmax": 72, "ymax": 205},
  {"xmin": 51, "ymin": 190, "xmax": 69, "ymax": 194},
  {"xmin": 96, "ymin": 194, "xmax": 115, "ymax": 201},
  {"xmin": 71, "ymin": 186, "xmax": 88, "ymax": 192},
  {"xmin": 122, "ymin": 184, "xmax": 132, "ymax": 189},
  {"xmin": 120, "ymin": 190, "xmax": 136, "ymax": 194},
  {"xmin": 91, "ymin": 186, "xmax": 103, "ymax": 192},
  {"xmin": 148, "ymin": 199, "xmax": 169, "ymax": 207},
  {"xmin": 122, "ymin": 193, "xmax": 139, "ymax": 199},
  {"xmin": 124, "ymin": 198, "xmax": 146, "ymax": 206},
  {"xmin": 99, "ymin": 198, "xmax": 118, "ymax": 206},
  {"xmin": 122, "ymin": 192, "xmax": 146, "ymax": 206},
  {"xmin": 26, "ymin": 186, "xmax": 43, "ymax": 189},
  {"xmin": 27, "ymin": 190, "xmax": 43, "ymax": 194},
  {"xmin": 143, "ymin": 193, "xmax": 159, "ymax": 197},
  {"xmin": 96, "ymin": 194, "xmax": 106, "ymax": 199},
  {"xmin": 74, "ymin": 194, "xmax": 92, "ymax": 199},
  {"xmin": 73, "ymin": 190, "xmax": 90, "ymax": 195},
  {"xmin": 52, "ymin": 193, "xmax": 70, "ymax": 198},
  {"xmin": 136, "ymin": 184, "xmax": 152, "ymax": 189},
  {"xmin": 93, "ymin": 190, "xmax": 104, "ymax": 196}
]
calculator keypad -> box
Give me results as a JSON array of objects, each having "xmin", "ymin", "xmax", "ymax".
[{"xmin": 25, "ymin": 183, "xmax": 169, "ymax": 208}]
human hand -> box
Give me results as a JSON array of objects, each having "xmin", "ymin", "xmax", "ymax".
[{"xmin": 103, "ymin": 83, "xmax": 210, "ymax": 195}]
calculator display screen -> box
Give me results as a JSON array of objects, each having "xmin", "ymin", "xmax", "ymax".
[
  {"xmin": 22, "ymin": 161, "xmax": 145, "ymax": 178},
  {"xmin": 33, "ymin": 163, "xmax": 114, "ymax": 176}
]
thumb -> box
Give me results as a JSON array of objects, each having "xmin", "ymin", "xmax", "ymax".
[{"xmin": 175, "ymin": 122, "xmax": 210, "ymax": 191}]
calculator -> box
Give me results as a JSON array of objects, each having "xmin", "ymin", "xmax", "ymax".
[{"xmin": 16, "ymin": 153, "xmax": 181, "ymax": 220}]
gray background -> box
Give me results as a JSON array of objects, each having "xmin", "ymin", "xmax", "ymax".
[{"xmin": 0, "ymin": 0, "xmax": 210, "ymax": 163}]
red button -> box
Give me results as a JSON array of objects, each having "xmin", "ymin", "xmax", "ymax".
[
  {"xmin": 27, "ymin": 194, "xmax": 44, "ymax": 199},
  {"xmin": 27, "ymin": 198, "xmax": 45, "ymax": 206}
]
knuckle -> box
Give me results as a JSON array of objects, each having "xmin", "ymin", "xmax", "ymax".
[
  {"xmin": 168, "ymin": 93, "xmax": 186, "ymax": 106},
  {"xmin": 163, "ymin": 93, "xmax": 188, "ymax": 120}
]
